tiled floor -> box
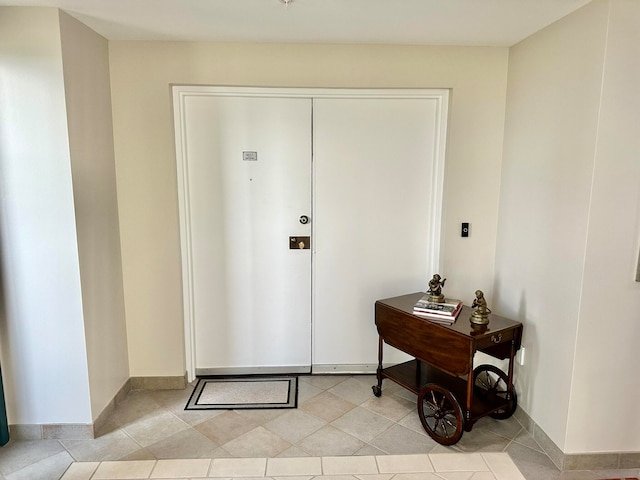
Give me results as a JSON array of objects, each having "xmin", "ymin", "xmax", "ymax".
[
  {"xmin": 0, "ymin": 374, "xmax": 638, "ymax": 480},
  {"xmin": 60, "ymin": 453, "xmax": 524, "ymax": 479}
]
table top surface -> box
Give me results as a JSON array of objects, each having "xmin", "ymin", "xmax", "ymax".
[{"xmin": 376, "ymin": 292, "xmax": 522, "ymax": 339}]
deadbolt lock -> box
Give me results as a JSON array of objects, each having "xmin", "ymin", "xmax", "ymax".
[{"xmin": 289, "ymin": 236, "xmax": 310, "ymax": 250}]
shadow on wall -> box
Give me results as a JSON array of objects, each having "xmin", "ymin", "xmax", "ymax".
[
  {"xmin": 492, "ymin": 278, "xmax": 534, "ymax": 415},
  {"xmin": 514, "ymin": 290, "xmax": 534, "ymax": 414}
]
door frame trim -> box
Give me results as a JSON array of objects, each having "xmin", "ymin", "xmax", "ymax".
[{"xmin": 172, "ymin": 86, "xmax": 449, "ymax": 382}]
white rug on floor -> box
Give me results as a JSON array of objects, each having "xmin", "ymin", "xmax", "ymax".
[{"xmin": 185, "ymin": 376, "xmax": 297, "ymax": 410}]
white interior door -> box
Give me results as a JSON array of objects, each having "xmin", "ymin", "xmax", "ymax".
[
  {"xmin": 313, "ymin": 96, "xmax": 444, "ymax": 369},
  {"xmin": 175, "ymin": 87, "xmax": 448, "ymax": 379},
  {"xmin": 181, "ymin": 94, "xmax": 313, "ymax": 375}
]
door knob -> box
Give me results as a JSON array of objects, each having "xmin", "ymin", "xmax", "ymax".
[{"xmin": 299, "ymin": 215, "xmax": 310, "ymax": 225}]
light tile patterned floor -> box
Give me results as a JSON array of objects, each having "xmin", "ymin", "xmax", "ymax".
[
  {"xmin": 1, "ymin": 374, "xmax": 639, "ymax": 480},
  {"xmin": 61, "ymin": 453, "xmax": 525, "ymax": 479}
]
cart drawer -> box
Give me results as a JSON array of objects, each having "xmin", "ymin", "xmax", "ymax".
[{"xmin": 474, "ymin": 328, "xmax": 516, "ymax": 349}]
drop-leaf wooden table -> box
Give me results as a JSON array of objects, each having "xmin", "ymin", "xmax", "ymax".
[{"xmin": 373, "ymin": 292, "xmax": 522, "ymax": 445}]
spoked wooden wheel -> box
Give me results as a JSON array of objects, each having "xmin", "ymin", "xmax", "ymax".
[
  {"xmin": 473, "ymin": 364, "xmax": 517, "ymax": 419},
  {"xmin": 417, "ymin": 383, "xmax": 464, "ymax": 445}
]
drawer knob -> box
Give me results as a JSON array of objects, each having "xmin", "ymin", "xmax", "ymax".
[{"xmin": 491, "ymin": 334, "xmax": 503, "ymax": 343}]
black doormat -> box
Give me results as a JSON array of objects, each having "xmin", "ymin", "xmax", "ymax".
[{"xmin": 185, "ymin": 376, "xmax": 298, "ymax": 410}]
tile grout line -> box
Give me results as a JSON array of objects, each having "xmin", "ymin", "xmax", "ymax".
[
  {"xmin": 148, "ymin": 458, "xmax": 160, "ymax": 479},
  {"xmin": 207, "ymin": 457, "xmax": 214, "ymax": 477},
  {"xmin": 479, "ymin": 452, "xmax": 493, "ymax": 475}
]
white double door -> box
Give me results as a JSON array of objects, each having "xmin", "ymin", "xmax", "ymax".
[{"xmin": 174, "ymin": 88, "xmax": 447, "ymax": 378}]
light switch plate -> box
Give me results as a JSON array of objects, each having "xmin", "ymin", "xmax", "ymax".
[{"xmin": 516, "ymin": 347, "xmax": 526, "ymax": 366}]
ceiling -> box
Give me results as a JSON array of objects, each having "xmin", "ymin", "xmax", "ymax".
[{"xmin": 0, "ymin": 0, "xmax": 592, "ymax": 46}]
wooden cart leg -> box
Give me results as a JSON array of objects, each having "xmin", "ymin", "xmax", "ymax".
[
  {"xmin": 507, "ymin": 339, "xmax": 516, "ymax": 402},
  {"xmin": 464, "ymin": 364, "xmax": 474, "ymax": 431},
  {"xmin": 372, "ymin": 336, "xmax": 383, "ymax": 397}
]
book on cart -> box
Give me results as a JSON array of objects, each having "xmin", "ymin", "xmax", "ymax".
[
  {"xmin": 413, "ymin": 295, "xmax": 463, "ymax": 316},
  {"xmin": 412, "ymin": 309, "xmax": 460, "ymax": 324}
]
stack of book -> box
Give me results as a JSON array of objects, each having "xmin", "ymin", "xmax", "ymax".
[{"xmin": 412, "ymin": 295, "xmax": 463, "ymax": 324}]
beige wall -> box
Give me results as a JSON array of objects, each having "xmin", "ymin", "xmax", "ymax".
[
  {"xmin": 59, "ymin": 11, "xmax": 130, "ymax": 421},
  {"xmin": 565, "ymin": 0, "xmax": 640, "ymax": 453},
  {"xmin": 108, "ymin": 42, "xmax": 509, "ymax": 376},
  {"xmin": 0, "ymin": 6, "xmax": 130, "ymax": 425},
  {"xmin": 0, "ymin": 7, "xmax": 92, "ymax": 424},
  {"xmin": 496, "ymin": 0, "xmax": 640, "ymax": 453}
]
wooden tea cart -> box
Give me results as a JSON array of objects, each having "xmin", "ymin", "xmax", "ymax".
[{"xmin": 373, "ymin": 293, "xmax": 522, "ymax": 445}]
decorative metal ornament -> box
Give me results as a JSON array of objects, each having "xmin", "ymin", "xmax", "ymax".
[
  {"xmin": 470, "ymin": 289, "xmax": 491, "ymax": 325},
  {"xmin": 470, "ymin": 323, "xmax": 488, "ymax": 335},
  {"xmin": 426, "ymin": 274, "xmax": 446, "ymax": 303}
]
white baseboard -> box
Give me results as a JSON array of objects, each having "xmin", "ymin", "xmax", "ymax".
[
  {"xmin": 311, "ymin": 364, "xmax": 379, "ymax": 374},
  {"xmin": 195, "ymin": 366, "xmax": 311, "ymax": 376}
]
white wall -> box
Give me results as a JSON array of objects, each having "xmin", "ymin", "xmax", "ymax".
[
  {"xmin": 59, "ymin": 12, "xmax": 130, "ymax": 421},
  {"xmin": 495, "ymin": 0, "xmax": 640, "ymax": 454},
  {"xmin": 565, "ymin": 0, "xmax": 640, "ymax": 453},
  {"xmin": 0, "ymin": 7, "xmax": 92, "ymax": 424},
  {"xmin": 109, "ymin": 42, "xmax": 509, "ymax": 376}
]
